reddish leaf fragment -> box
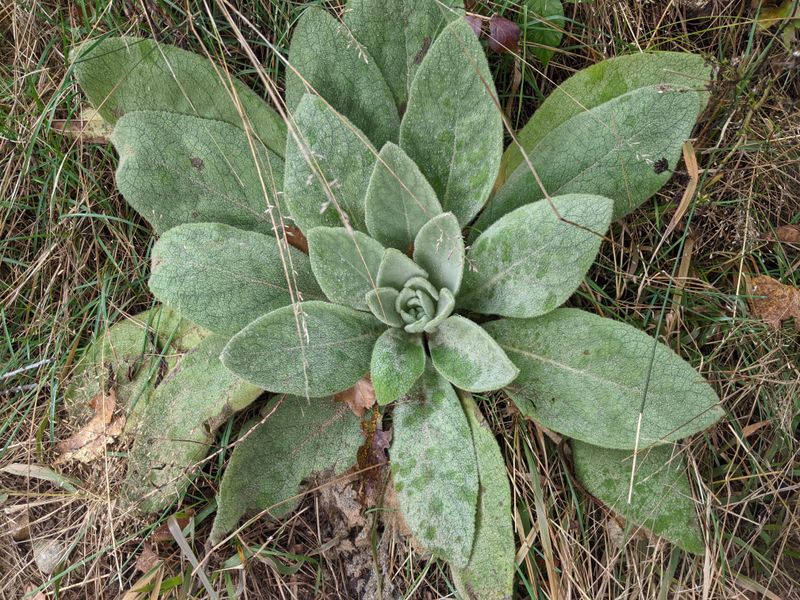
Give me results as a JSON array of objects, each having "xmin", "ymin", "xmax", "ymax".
[
  {"xmin": 489, "ymin": 15, "xmax": 521, "ymax": 54},
  {"xmin": 335, "ymin": 376, "xmax": 376, "ymax": 418},
  {"xmin": 151, "ymin": 510, "xmax": 195, "ymax": 543},
  {"xmin": 747, "ymin": 274, "xmax": 800, "ymax": 330},
  {"xmin": 284, "ymin": 224, "xmax": 309, "ymax": 254},
  {"xmin": 465, "ymin": 14, "xmax": 484, "ymax": 37}
]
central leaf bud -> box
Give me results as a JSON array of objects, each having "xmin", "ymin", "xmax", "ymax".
[
  {"xmin": 396, "ymin": 276, "xmax": 454, "ymax": 333},
  {"xmin": 365, "ymin": 247, "xmax": 457, "ymax": 334}
]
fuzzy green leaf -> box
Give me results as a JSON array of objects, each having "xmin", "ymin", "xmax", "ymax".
[
  {"xmin": 400, "ymin": 17, "xmax": 503, "ymax": 225},
  {"xmin": 124, "ymin": 335, "xmax": 262, "ymax": 512},
  {"xmin": 484, "ymin": 308, "xmax": 723, "ymax": 449},
  {"xmin": 376, "ymin": 248, "xmax": 428, "ymax": 289},
  {"xmin": 71, "ymin": 37, "xmax": 286, "ymax": 157},
  {"xmin": 283, "ymin": 94, "xmax": 375, "ymax": 233},
  {"xmin": 477, "ymin": 52, "xmax": 711, "ymax": 231},
  {"xmin": 497, "ymin": 51, "xmax": 710, "ymax": 186},
  {"xmin": 413, "ymin": 212, "xmax": 464, "ymax": 295},
  {"xmin": 572, "ymin": 441, "xmax": 705, "ymax": 554},
  {"xmin": 365, "ymin": 288, "xmax": 404, "ymax": 327},
  {"xmin": 365, "ymin": 142, "xmax": 443, "ymax": 251},
  {"xmin": 391, "ymin": 365, "xmax": 479, "ymax": 567},
  {"xmin": 370, "ymin": 329, "xmax": 425, "ymax": 405},
  {"xmin": 460, "ymin": 194, "xmax": 612, "ymax": 318},
  {"xmin": 452, "ymin": 393, "xmax": 515, "ymax": 600},
  {"xmin": 149, "ymin": 223, "xmax": 323, "ymax": 336},
  {"xmin": 112, "ymin": 111, "xmax": 283, "ymax": 235},
  {"xmin": 428, "ymin": 316, "xmax": 519, "ymax": 392},
  {"xmin": 307, "ymin": 227, "xmax": 384, "ymax": 311},
  {"xmin": 222, "ymin": 301, "xmax": 385, "ymax": 397},
  {"xmin": 285, "ymin": 6, "xmax": 399, "ymax": 147},
  {"xmin": 210, "ymin": 395, "xmax": 363, "ymax": 543},
  {"xmin": 64, "ymin": 306, "xmax": 206, "ymax": 428},
  {"xmin": 345, "ymin": 0, "xmax": 464, "ymax": 111}
]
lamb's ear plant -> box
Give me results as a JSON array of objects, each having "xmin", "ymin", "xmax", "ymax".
[{"xmin": 71, "ymin": 2, "xmax": 723, "ymax": 597}]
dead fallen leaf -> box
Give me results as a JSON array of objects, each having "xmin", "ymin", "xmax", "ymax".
[
  {"xmin": 284, "ymin": 224, "xmax": 309, "ymax": 254},
  {"xmin": 747, "ymin": 274, "xmax": 800, "ymax": 330},
  {"xmin": 135, "ymin": 542, "xmax": 161, "ymax": 573},
  {"xmin": 4, "ymin": 507, "xmax": 30, "ymax": 542},
  {"xmin": 151, "ymin": 510, "xmax": 194, "ymax": 543},
  {"xmin": 51, "ymin": 107, "xmax": 113, "ymax": 144},
  {"xmin": 488, "ymin": 15, "xmax": 521, "ymax": 54},
  {"xmin": 335, "ymin": 376, "xmax": 376, "ymax": 418},
  {"xmin": 33, "ymin": 538, "xmax": 67, "ymax": 574},
  {"xmin": 742, "ymin": 420, "xmax": 770, "ymax": 438},
  {"xmin": 23, "ymin": 586, "xmax": 47, "ymax": 600},
  {"xmin": 465, "ymin": 14, "xmax": 484, "ymax": 37},
  {"xmin": 54, "ymin": 389, "xmax": 125, "ymax": 464},
  {"xmin": 357, "ymin": 408, "xmax": 392, "ymax": 502},
  {"xmin": 776, "ymin": 224, "xmax": 800, "ymax": 243}
]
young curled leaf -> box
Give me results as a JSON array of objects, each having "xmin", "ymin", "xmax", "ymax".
[{"xmin": 413, "ymin": 212, "xmax": 465, "ymax": 295}]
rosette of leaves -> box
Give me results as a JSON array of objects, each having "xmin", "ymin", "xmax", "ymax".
[{"xmin": 71, "ymin": 1, "xmax": 723, "ymax": 597}]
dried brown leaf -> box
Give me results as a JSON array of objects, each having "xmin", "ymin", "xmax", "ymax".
[
  {"xmin": 54, "ymin": 389, "xmax": 125, "ymax": 464},
  {"xmin": 488, "ymin": 15, "xmax": 520, "ymax": 54},
  {"xmin": 357, "ymin": 408, "xmax": 391, "ymax": 503},
  {"xmin": 747, "ymin": 275, "xmax": 800, "ymax": 330},
  {"xmin": 135, "ymin": 542, "xmax": 161, "ymax": 573},
  {"xmin": 284, "ymin": 223, "xmax": 309, "ymax": 254},
  {"xmin": 32, "ymin": 538, "xmax": 67, "ymax": 574},
  {"xmin": 151, "ymin": 510, "xmax": 194, "ymax": 543},
  {"xmin": 465, "ymin": 14, "xmax": 484, "ymax": 37},
  {"xmin": 776, "ymin": 224, "xmax": 800, "ymax": 244},
  {"xmin": 4, "ymin": 507, "xmax": 30, "ymax": 542},
  {"xmin": 335, "ymin": 376, "xmax": 376, "ymax": 417}
]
